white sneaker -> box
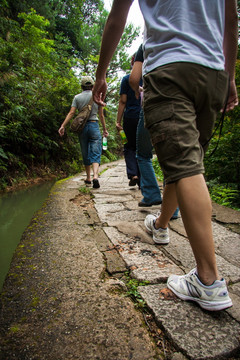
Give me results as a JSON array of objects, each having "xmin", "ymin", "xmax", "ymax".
[
  {"xmin": 167, "ymin": 268, "xmax": 233, "ymax": 311},
  {"xmin": 144, "ymin": 214, "xmax": 169, "ymax": 244}
]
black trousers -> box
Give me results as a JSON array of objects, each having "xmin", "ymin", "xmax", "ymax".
[{"xmin": 123, "ymin": 116, "xmax": 140, "ymax": 179}]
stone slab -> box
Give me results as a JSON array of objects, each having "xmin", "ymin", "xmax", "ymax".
[
  {"xmin": 227, "ymin": 283, "xmax": 240, "ymax": 322},
  {"xmin": 139, "ymin": 284, "xmax": 240, "ymax": 360},
  {"xmin": 104, "ymin": 227, "xmax": 183, "ymax": 283},
  {"xmin": 125, "ymin": 201, "xmax": 162, "ymax": 211},
  {"xmin": 212, "ymin": 202, "xmax": 240, "ymax": 224},
  {"xmin": 231, "ymin": 282, "xmax": 240, "ymax": 297},
  {"xmin": 93, "ymin": 228, "xmax": 112, "ymax": 252},
  {"xmin": 94, "ymin": 203, "xmax": 126, "ymax": 213},
  {"xmin": 94, "ymin": 190, "xmax": 132, "ymax": 196},
  {"xmin": 212, "ymin": 222, "xmax": 240, "ymax": 267},
  {"xmin": 97, "ymin": 209, "xmax": 147, "ymax": 223},
  {"xmin": 106, "ymin": 220, "xmax": 154, "ymax": 245},
  {"xmin": 227, "ymin": 291, "xmax": 240, "ymax": 322},
  {"xmin": 169, "ymin": 218, "xmax": 187, "ymax": 237},
  {"xmin": 94, "ymin": 194, "xmax": 133, "ymax": 204},
  {"xmin": 105, "ymin": 249, "xmax": 127, "ymax": 274},
  {"xmin": 159, "ymin": 231, "xmax": 196, "ymax": 270}
]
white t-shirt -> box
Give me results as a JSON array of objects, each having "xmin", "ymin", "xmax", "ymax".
[
  {"xmin": 72, "ymin": 90, "xmax": 99, "ymax": 121},
  {"xmin": 137, "ymin": 0, "xmax": 225, "ymax": 76}
]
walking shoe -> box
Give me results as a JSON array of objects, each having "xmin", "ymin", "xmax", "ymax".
[
  {"xmin": 167, "ymin": 268, "xmax": 233, "ymax": 311},
  {"xmin": 129, "ymin": 176, "xmax": 139, "ymax": 186},
  {"xmin": 138, "ymin": 200, "xmax": 162, "ymax": 207},
  {"xmin": 92, "ymin": 179, "xmax": 100, "ymax": 189},
  {"xmin": 170, "ymin": 214, "xmax": 179, "ymax": 220},
  {"xmin": 144, "ymin": 214, "xmax": 169, "ymax": 244},
  {"xmin": 84, "ymin": 180, "xmax": 91, "ymax": 185}
]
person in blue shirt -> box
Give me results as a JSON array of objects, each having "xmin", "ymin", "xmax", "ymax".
[
  {"xmin": 129, "ymin": 44, "xmax": 162, "ymax": 207},
  {"xmin": 116, "ymin": 55, "xmax": 141, "ymax": 187}
]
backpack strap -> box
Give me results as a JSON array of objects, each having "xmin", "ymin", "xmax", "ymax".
[
  {"xmin": 88, "ymin": 96, "xmax": 94, "ymax": 106},
  {"xmin": 86, "ymin": 96, "xmax": 94, "ymax": 121}
]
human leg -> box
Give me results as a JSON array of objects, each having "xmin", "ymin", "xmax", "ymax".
[
  {"xmin": 145, "ymin": 172, "xmax": 232, "ymax": 309},
  {"xmin": 85, "ymin": 165, "xmax": 91, "ymax": 182},
  {"xmin": 176, "ymin": 174, "xmax": 218, "ymax": 284},
  {"xmin": 137, "ymin": 110, "xmax": 162, "ymax": 205},
  {"xmin": 155, "ymin": 183, "xmax": 178, "ymax": 228},
  {"xmin": 79, "ymin": 125, "xmax": 92, "ymax": 182},
  {"xmin": 143, "ymin": 64, "xmax": 231, "ymax": 309},
  {"xmin": 92, "ymin": 162, "xmax": 100, "ymax": 188},
  {"xmin": 123, "ymin": 117, "xmax": 140, "ymax": 181},
  {"xmin": 171, "ymin": 207, "xmax": 180, "ymax": 219},
  {"xmin": 144, "ymin": 182, "xmax": 176, "ymax": 244},
  {"xmin": 87, "ymin": 122, "xmax": 102, "ymax": 188},
  {"xmin": 124, "ymin": 146, "xmax": 139, "ymax": 179},
  {"xmin": 92, "ymin": 162, "xmax": 99, "ymax": 179},
  {"xmin": 152, "ymin": 174, "xmax": 219, "ymax": 283}
]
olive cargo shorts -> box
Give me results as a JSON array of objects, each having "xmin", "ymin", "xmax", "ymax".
[{"xmin": 143, "ymin": 62, "xmax": 229, "ymax": 184}]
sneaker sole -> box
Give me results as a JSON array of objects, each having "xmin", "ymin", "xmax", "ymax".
[
  {"xmin": 167, "ymin": 282, "xmax": 233, "ymax": 311},
  {"xmin": 153, "ymin": 236, "xmax": 169, "ymax": 245},
  {"xmin": 138, "ymin": 201, "xmax": 162, "ymax": 207},
  {"xmin": 92, "ymin": 179, "xmax": 100, "ymax": 189}
]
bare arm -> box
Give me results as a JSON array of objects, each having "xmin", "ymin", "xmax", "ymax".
[
  {"xmin": 58, "ymin": 107, "xmax": 76, "ymax": 136},
  {"xmin": 98, "ymin": 106, "xmax": 109, "ymax": 137},
  {"xmin": 93, "ymin": 0, "xmax": 133, "ymax": 105},
  {"xmin": 129, "ymin": 61, "xmax": 143, "ymax": 99},
  {"xmin": 223, "ymin": 0, "xmax": 238, "ymax": 111},
  {"xmin": 116, "ymin": 94, "xmax": 127, "ymax": 131}
]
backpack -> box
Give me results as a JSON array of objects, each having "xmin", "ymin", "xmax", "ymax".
[{"xmin": 70, "ymin": 97, "xmax": 94, "ymax": 133}]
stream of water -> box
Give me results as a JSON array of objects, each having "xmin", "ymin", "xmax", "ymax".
[{"xmin": 0, "ymin": 181, "xmax": 54, "ymax": 291}]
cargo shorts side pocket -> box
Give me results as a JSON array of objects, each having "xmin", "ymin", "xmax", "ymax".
[{"xmin": 143, "ymin": 101, "xmax": 182, "ymax": 162}]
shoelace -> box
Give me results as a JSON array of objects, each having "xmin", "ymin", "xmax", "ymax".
[{"xmin": 153, "ymin": 210, "xmax": 161, "ymax": 218}]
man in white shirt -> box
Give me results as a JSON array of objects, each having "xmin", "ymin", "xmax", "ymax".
[{"xmin": 93, "ymin": 0, "xmax": 238, "ymax": 311}]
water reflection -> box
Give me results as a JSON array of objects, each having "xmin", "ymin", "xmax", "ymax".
[{"xmin": 0, "ymin": 181, "xmax": 54, "ymax": 291}]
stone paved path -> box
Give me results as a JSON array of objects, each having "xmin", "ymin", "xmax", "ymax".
[
  {"xmin": 93, "ymin": 160, "xmax": 240, "ymax": 360},
  {"xmin": 0, "ymin": 159, "xmax": 239, "ymax": 360}
]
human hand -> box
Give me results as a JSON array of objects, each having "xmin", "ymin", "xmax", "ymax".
[
  {"xmin": 93, "ymin": 79, "xmax": 107, "ymax": 106},
  {"xmin": 103, "ymin": 130, "xmax": 109, "ymax": 137},
  {"xmin": 135, "ymin": 86, "xmax": 143, "ymax": 100},
  {"xmin": 223, "ymin": 80, "xmax": 239, "ymax": 112},
  {"xmin": 58, "ymin": 125, "xmax": 65, "ymax": 137},
  {"xmin": 116, "ymin": 122, "xmax": 123, "ymax": 131}
]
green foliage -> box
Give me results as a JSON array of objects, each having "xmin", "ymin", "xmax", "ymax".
[
  {"xmin": 0, "ymin": 9, "xmax": 81, "ymax": 186},
  {"xmin": 124, "ymin": 272, "xmax": 149, "ymax": 310},
  {"xmin": 152, "ymin": 158, "xmax": 164, "ymax": 182},
  {"xmin": 152, "ymin": 154, "xmax": 240, "ymax": 210},
  {"xmin": 0, "ymin": 0, "xmax": 140, "ymax": 189},
  {"xmin": 66, "ymin": 159, "xmax": 83, "ymax": 175},
  {"xmin": 9, "ymin": 325, "xmax": 20, "ymax": 334},
  {"xmin": 78, "ymin": 186, "xmax": 92, "ymax": 195},
  {"xmin": 204, "ymin": 60, "xmax": 240, "ymax": 209},
  {"xmin": 207, "ymin": 181, "xmax": 239, "ymax": 210},
  {"xmin": 101, "ymin": 149, "xmax": 118, "ymax": 163},
  {"xmin": 101, "ymin": 155, "xmax": 110, "ymax": 164}
]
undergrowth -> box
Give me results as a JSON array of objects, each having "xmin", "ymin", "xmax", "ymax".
[{"xmin": 152, "ymin": 158, "xmax": 240, "ymax": 211}]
